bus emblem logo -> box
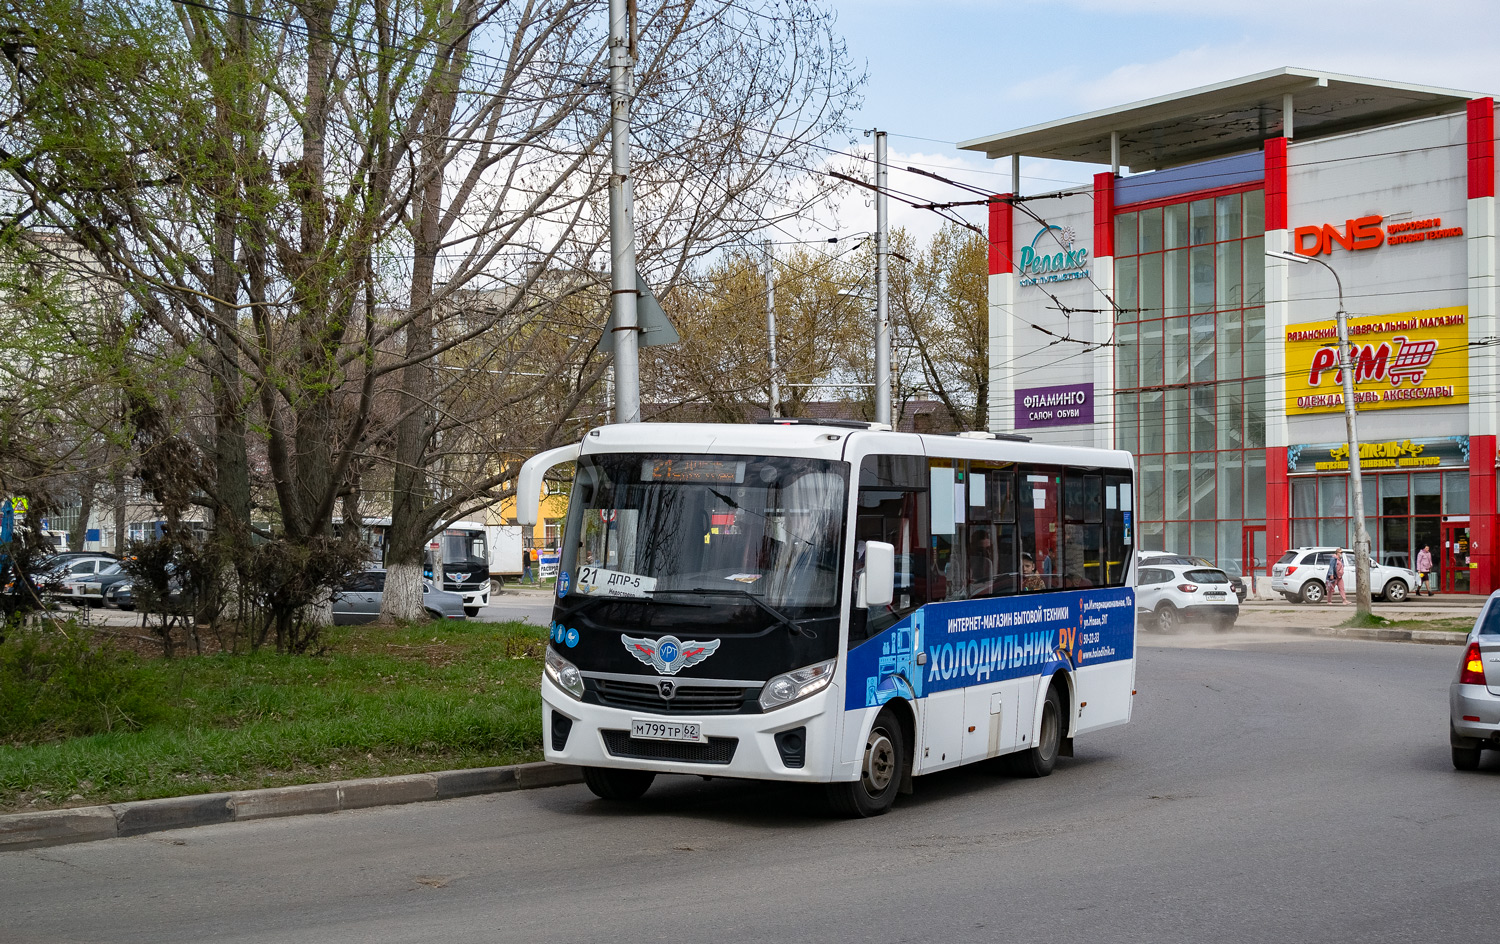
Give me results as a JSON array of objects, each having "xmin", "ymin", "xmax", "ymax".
[
  {"xmin": 658, "ymin": 680, "xmax": 676, "ymax": 699},
  {"xmin": 622, "ymin": 634, "xmax": 721, "ymax": 675}
]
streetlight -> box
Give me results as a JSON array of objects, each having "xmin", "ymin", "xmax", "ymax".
[{"xmin": 1268, "ymin": 249, "xmax": 1372, "ymax": 616}]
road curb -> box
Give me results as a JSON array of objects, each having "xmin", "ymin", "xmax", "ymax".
[
  {"xmin": 1155, "ymin": 624, "xmax": 1468, "ymax": 645},
  {"xmin": 0, "ymin": 761, "xmax": 583, "ymax": 853}
]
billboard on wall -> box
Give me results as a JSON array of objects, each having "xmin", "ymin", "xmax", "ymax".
[
  {"xmin": 1287, "ymin": 437, "xmax": 1469, "ymax": 473},
  {"xmin": 1015, "ymin": 383, "xmax": 1094, "ymax": 430},
  {"xmin": 1284, "ymin": 306, "xmax": 1468, "ymax": 416}
]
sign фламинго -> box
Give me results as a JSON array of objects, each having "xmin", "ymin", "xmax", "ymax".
[{"xmin": 1014, "ymin": 383, "xmax": 1094, "ymax": 430}]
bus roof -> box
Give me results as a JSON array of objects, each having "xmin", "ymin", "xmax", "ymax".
[{"xmin": 578, "ymin": 423, "xmax": 1133, "ymax": 470}]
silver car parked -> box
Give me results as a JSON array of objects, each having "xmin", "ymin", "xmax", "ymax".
[
  {"xmin": 1449, "ymin": 590, "xmax": 1500, "ymax": 769},
  {"xmin": 332, "ymin": 569, "xmax": 467, "ymax": 624}
]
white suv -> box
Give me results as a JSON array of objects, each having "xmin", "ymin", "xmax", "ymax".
[
  {"xmin": 1136, "ymin": 563, "xmax": 1239, "ymax": 631},
  {"xmin": 1270, "ymin": 547, "xmax": 1418, "ymax": 604}
]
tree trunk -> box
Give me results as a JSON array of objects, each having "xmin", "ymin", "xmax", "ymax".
[
  {"xmin": 69, "ymin": 473, "xmax": 95, "ymax": 551},
  {"xmin": 381, "ymin": 3, "xmax": 469, "ymax": 622},
  {"xmin": 112, "ymin": 472, "xmax": 126, "ymax": 555},
  {"xmin": 383, "ymin": 560, "xmax": 426, "ymax": 623}
]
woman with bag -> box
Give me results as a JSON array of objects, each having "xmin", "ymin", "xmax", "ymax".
[
  {"xmin": 1326, "ymin": 549, "xmax": 1349, "ymax": 605},
  {"xmin": 1415, "ymin": 544, "xmax": 1434, "ymax": 596}
]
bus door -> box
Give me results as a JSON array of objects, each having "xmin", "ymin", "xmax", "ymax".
[{"xmin": 1069, "ymin": 471, "xmax": 1137, "ymax": 736}]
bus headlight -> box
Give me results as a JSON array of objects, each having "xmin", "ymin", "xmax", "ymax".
[
  {"xmin": 545, "ymin": 648, "xmax": 585, "ymax": 700},
  {"xmin": 759, "ymin": 658, "xmax": 836, "ymax": 711}
]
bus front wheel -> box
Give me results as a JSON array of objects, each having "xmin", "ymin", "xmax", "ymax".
[
  {"xmin": 827, "ymin": 707, "xmax": 907, "ymax": 818},
  {"xmin": 582, "ymin": 766, "xmax": 656, "ymax": 801},
  {"xmin": 1011, "ymin": 685, "xmax": 1063, "ymax": 778}
]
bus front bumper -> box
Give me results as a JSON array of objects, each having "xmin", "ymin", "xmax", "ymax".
[
  {"xmin": 447, "ymin": 585, "xmax": 489, "ymax": 609},
  {"xmin": 541, "ymin": 675, "xmax": 841, "ymax": 783}
]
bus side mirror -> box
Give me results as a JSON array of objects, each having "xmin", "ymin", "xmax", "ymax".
[
  {"xmin": 517, "ymin": 443, "xmax": 581, "ymax": 526},
  {"xmin": 865, "ymin": 541, "xmax": 895, "ymax": 608}
]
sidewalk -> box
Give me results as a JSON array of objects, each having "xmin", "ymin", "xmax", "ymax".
[
  {"xmin": 1189, "ymin": 596, "xmax": 1477, "ymax": 645},
  {"xmin": 498, "ymin": 582, "xmax": 554, "ymax": 598}
]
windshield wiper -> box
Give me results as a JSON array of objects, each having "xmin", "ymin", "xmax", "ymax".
[{"xmin": 647, "ymin": 586, "xmax": 817, "ymax": 638}]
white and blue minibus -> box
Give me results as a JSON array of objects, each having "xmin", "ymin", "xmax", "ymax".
[{"xmin": 520, "ymin": 420, "xmax": 1136, "ymax": 816}]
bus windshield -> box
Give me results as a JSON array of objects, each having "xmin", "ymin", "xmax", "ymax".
[
  {"xmin": 442, "ymin": 531, "xmax": 486, "ymax": 564},
  {"xmin": 562, "ymin": 453, "xmax": 847, "ymax": 609}
]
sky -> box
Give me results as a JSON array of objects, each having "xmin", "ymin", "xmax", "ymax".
[{"xmin": 806, "ymin": 0, "xmax": 1500, "ymax": 245}]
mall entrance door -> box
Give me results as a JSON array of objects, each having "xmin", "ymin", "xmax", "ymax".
[
  {"xmin": 1243, "ymin": 526, "xmax": 1266, "ymax": 594},
  {"xmin": 1442, "ymin": 520, "xmax": 1471, "ymax": 594}
]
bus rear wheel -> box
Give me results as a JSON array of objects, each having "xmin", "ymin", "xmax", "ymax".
[
  {"xmin": 827, "ymin": 707, "xmax": 906, "ymax": 818},
  {"xmin": 1011, "ymin": 685, "xmax": 1063, "ymax": 778},
  {"xmin": 582, "ymin": 766, "xmax": 656, "ymax": 801}
]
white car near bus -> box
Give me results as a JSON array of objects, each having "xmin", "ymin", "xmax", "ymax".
[
  {"xmin": 521, "ymin": 420, "xmax": 1138, "ymax": 816},
  {"xmin": 1135, "ymin": 562, "xmax": 1239, "ymax": 630},
  {"xmin": 1270, "ymin": 546, "xmax": 1419, "ymax": 604}
]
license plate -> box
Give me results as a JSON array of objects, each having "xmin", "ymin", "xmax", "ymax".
[
  {"xmin": 1205, "ymin": 591, "xmax": 1227, "ymax": 599},
  {"xmin": 631, "ymin": 719, "xmax": 703, "ymax": 743}
]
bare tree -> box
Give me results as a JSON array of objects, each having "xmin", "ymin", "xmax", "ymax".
[{"xmin": 375, "ymin": 0, "xmax": 862, "ymax": 617}]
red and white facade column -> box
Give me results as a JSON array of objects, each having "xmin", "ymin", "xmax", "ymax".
[
  {"xmin": 987, "ymin": 194, "xmax": 1016, "ymax": 432},
  {"xmin": 1262, "ymin": 136, "xmax": 1292, "ymax": 564},
  {"xmin": 1467, "ymin": 98, "xmax": 1497, "ymax": 594},
  {"xmin": 1092, "ymin": 172, "xmax": 1117, "ymax": 451}
]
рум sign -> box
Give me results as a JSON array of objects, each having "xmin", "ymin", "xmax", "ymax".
[
  {"xmin": 1014, "ymin": 383, "xmax": 1093, "ymax": 430},
  {"xmin": 1284, "ymin": 307, "xmax": 1468, "ymax": 415}
]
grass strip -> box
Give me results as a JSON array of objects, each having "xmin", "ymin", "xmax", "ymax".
[
  {"xmin": 1338, "ymin": 614, "xmax": 1472, "ymax": 632},
  {"xmin": 0, "ymin": 619, "xmax": 548, "ymax": 813}
]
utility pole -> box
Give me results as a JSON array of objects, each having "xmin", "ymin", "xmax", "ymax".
[
  {"xmin": 874, "ymin": 130, "xmax": 892, "ymax": 426},
  {"xmin": 1334, "ymin": 293, "xmax": 1373, "ymax": 616},
  {"xmin": 1269, "ymin": 250, "xmax": 1371, "ymax": 614},
  {"xmin": 608, "ymin": 0, "xmax": 640, "ymax": 423},
  {"xmin": 764, "ymin": 239, "xmax": 780, "ymax": 418}
]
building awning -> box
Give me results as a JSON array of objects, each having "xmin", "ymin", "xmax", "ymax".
[{"xmin": 958, "ymin": 68, "xmax": 1482, "ymax": 172}]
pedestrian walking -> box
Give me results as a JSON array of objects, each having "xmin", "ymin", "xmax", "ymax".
[
  {"xmin": 522, "ymin": 546, "xmax": 535, "ymax": 585},
  {"xmin": 1415, "ymin": 544, "xmax": 1434, "ymax": 596},
  {"xmin": 1327, "ymin": 549, "xmax": 1349, "ymax": 605}
]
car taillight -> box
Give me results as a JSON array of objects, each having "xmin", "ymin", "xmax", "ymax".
[
  {"xmin": 1285, "ymin": 566, "xmax": 1297, "ymax": 575},
  {"xmin": 1461, "ymin": 643, "xmax": 1487, "ymax": 686},
  {"xmin": 1177, "ymin": 583, "xmax": 1198, "ymax": 593}
]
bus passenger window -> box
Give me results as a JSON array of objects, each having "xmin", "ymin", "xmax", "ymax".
[
  {"xmin": 854, "ymin": 455, "xmax": 929, "ymax": 644},
  {"xmin": 970, "ymin": 463, "xmax": 1017, "ymax": 598},
  {"xmin": 1019, "ymin": 467, "xmax": 1062, "ymax": 591},
  {"xmin": 928, "ymin": 462, "xmax": 961, "ymax": 600},
  {"xmin": 1104, "ymin": 472, "xmax": 1133, "ymax": 586},
  {"xmin": 1063, "ymin": 473, "xmax": 1104, "ymax": 588}
]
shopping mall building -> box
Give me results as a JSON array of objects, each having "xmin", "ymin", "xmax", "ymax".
[{"xmin": 960, "ymin": 68, "xmax": 1498, "ymax": 594}]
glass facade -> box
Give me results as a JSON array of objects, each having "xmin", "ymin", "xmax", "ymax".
[
  {"xmin": 1291, "ymin": 470, "xmax": 1469, "ymax": 568},
  {"xmin": 1113, "ymin": 188, "xmax": 1266, "ymax": 566}
]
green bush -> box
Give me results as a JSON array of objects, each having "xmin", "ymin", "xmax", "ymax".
[{"xmin": 0, "ymin": 622, "xmax": 165, "ymax": 745}]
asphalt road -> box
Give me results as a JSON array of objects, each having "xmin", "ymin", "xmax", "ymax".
[
  {"xmin": 4, "ymin": 634, "xmax": 1496, "ymax": 944},
  {"xmin": 477, "ymin": 589, "xmax": 555, "ymax": 626}
]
